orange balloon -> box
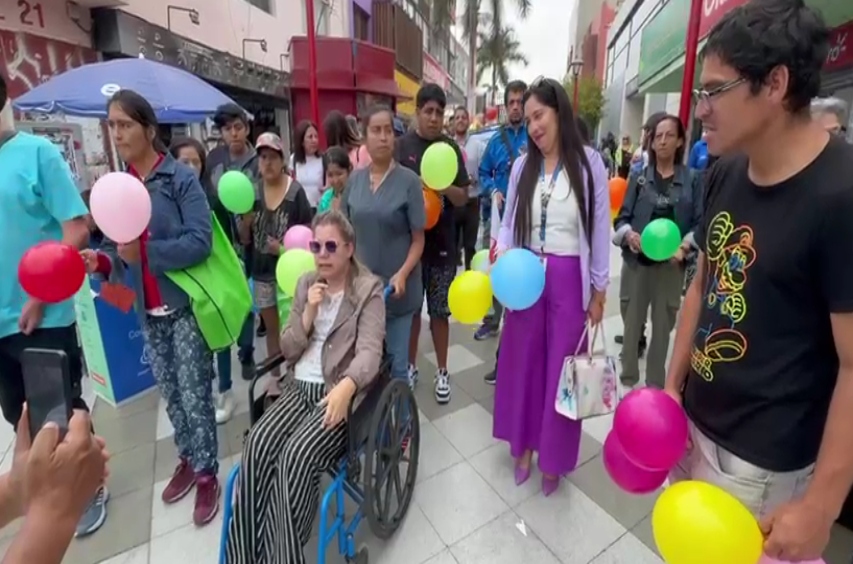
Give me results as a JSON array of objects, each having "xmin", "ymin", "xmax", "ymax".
[
  {"xmin": 609, "ymin": 177, "xmax": 628, "ymax": 212},
  {"xmin": 424, "ymin": 189, "xmax": 442, "ymax": 230}
]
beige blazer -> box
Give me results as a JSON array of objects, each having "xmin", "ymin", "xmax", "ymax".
[{"xmin": 280, "ymin": 267, "xmax": 386, "ymax": 406}]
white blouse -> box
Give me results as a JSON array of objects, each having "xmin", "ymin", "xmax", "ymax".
[
  {"xmin": 530, "ymin": 169, "xmax": 581, "ymax": 256},
  {"xmin": 294, "ymin": 291, "xmax": 344, "ymax": 385},
  {"xmin": 289, "ymin": 154, "xmax": 325, "ymax": 207}
]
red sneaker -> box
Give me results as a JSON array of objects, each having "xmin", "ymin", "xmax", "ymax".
[
  {"xmin": 162, "ymin": 459, "xmax": 195, "ymax": 504},
  {"xmin": 193, "ymin": 473, "xmax": 220, "ymax": 526}
]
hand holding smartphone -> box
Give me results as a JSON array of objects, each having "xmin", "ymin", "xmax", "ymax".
[{"xmin": 21, "ymin": 348, "xmax": 74, "ymax": 441}]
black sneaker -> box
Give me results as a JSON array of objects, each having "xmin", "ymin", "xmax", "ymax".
[
  {"xmin": 434, "ymin": 369, "xmax": 451, "ymax": 404},
  {"xmin": 484, "ymin": 369, "xmax": 496, "ymax": 385},
  {"xmin": 241, "ymin": 361, "xmax": 255, "ymax": 381}
]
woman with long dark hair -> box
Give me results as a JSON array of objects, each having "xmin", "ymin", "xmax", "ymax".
[
  {"xmin": 289, "ymin": 120, "xmax": 324, "ymax": 209},
  {"xmin": 492, "ymin": 78, "xmax": 610, "ymax": 496},
  {"xmin": 613, "ymin": 114, "xmax": 702, "ymax": 389},
  {"xmin": 169, "ymin": 136, "xmax": 238, "ymax": 424},
  {"xmin": 82, "ymin": 90, "xmax": 220, "ymax": 525},
  {"xmin": 324, "ymin": 110, "xmax": 371, "ymax": 169}
]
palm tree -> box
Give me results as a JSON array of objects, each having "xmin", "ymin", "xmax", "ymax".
[
  {"xmin": 476, "ymin": 26, "xmax": 529, "ymax": 105},
  {"xmin": 432, "ymin": 0, "xmax": 532, "ymax": 111}
]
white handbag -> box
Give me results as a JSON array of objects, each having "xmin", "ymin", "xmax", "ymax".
[{"xmin": 555, "ymin": 322, "xmax": 618, "ymax": 421}]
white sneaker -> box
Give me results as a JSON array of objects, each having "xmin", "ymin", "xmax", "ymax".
[
  {"xmin": 407, "ymin": 364, "xmax": 419, "ymax": 390},
  {"xmin": 215, "ymin": 390, "xmax": 235, "ymax": 424},
  {"xmin": 434, "ymin": 369, "xmax": 451, "ymax": 404}
]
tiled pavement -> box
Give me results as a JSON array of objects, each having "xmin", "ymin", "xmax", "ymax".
[{"xmin": 2, "ymin": 249, "xmax": 853, "ymax": 563}]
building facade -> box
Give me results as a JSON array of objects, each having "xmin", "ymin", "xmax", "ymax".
[{"xmin": 602, "ymin": 0, "xmax": 853, "ymax": 144}]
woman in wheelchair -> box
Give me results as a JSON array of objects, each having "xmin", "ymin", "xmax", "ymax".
[{"xmin": 225, "ymin": 210, "xmax": 386, "ymax": 564}]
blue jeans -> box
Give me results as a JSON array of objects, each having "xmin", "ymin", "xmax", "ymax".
[
  {"xmin": 237, "ymin": 312, "xmax": 255, "ymax": 364},
  {"xmin": 215, "ymin": 349, "xmax": 232, "ymax": 393},
  {"xmin": 385, "ymin": 313, "xmax": 413, "ymax": 382}
]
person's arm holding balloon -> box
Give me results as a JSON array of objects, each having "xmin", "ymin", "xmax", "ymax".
[
  {"xmin": 587, "ymin": 149, "xmax": 611, "ymax": 325},
  {"xmin": 21, "ymin": 142, "xmax": 91, "ymax": 335},
  {"xmin": 145, "ymin": 173, "xmax": 212, "ymax": 274},
  {"xmin": 389, "ymin": 174, "xmax": 426, "ymax": 298},
  {"xmin": 612, "ymin": 172, "xmax": 641, "ymax": 253}
]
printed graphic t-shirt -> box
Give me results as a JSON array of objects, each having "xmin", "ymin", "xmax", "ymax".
[
  {"xmin": 395, "ymin": 131, "xmax": 470, "ymax": 267},
  {"xmin": 684, "ymin": 136, "xmax": 853, "ymax": 472}
]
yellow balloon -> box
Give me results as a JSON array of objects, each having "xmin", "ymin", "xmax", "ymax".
[
  {"xmin": 652, "ymin": 481, "xmax": 763, "ymax": 564},
  {"xmin": 448, "ymin": 271, "xmax": 492, "ymax": 324}
]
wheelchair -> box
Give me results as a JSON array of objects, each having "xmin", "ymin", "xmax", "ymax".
[{"xmin": 218, "ymin": 351, "xmax": 421, "ymax": 564}]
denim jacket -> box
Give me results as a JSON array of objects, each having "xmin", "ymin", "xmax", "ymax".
[
  {"xmin": 612, "ymin": 164, "xmax": 702, "ymax": 259},
  {"xmin": 101, "ymin": 155, "xmax": 212, "ymax": 326}
]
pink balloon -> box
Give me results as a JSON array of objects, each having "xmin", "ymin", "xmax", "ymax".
[
  {"xmin": 613, "ymin": 387, "xmax": 688, "ymax": 471},
  {"xmin": 90, "ymin": 172, "xmax": 152, "ymax": 244},
  {"xmin": 759, "ymin": 557, "xmax": 825, "ymax": 564},
  {"xmin": 283, "ymin": 225, "xmax": 312, "ymax": 251},
  {"xmin": 603, "ymin": 431, "xmax": 668, "ymax": 494}
]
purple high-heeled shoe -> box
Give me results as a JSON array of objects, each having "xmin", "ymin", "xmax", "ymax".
[
  {"xmin": 514, "ymin": 464, "xmax": 531, "ymax": 486},
  {"xmin": 542, "ymin": 475, "xmax": 560, "ymax": 496}
]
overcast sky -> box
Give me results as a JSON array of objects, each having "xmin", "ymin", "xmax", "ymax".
[{"xmin": 499, "ymin": 0, "xmax": 574, "ymax": 85}]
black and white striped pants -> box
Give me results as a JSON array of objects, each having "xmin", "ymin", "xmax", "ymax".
[{"xmin": 225, "ymin": 379, "xmax": 347, "ymax": 564}]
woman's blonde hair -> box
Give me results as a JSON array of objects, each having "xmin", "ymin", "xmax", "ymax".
[{"xmin": 312, "ymin": 210, "xmax": 369, "ymax": 281}]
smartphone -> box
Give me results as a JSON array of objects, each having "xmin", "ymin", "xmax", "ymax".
[{"xmin": 21, "ymin": 348, "xmax": 74, "ymax": 440}]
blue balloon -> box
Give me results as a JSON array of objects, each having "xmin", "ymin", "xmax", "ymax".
[{"xmin": 490, "ymin": 248, "xmax": 546, "ymax": 310}]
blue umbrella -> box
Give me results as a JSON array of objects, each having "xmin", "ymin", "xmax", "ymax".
[{"xmin": 14, "ymin": 58, "xmax": 242, "ymax": 123}]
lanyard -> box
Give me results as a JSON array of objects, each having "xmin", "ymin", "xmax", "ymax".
[{"xmin": 538, "ymin": 162, "xmax": 562, "ymax": 253}]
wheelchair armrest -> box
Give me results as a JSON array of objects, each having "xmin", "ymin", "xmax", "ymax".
[
  {"xmin": 346, "ymin": 357, "xmax": 392, "ymax": 465},
  {"xmin": 248, "ymin": 354, "xmax": 287, "ymax": 425}
]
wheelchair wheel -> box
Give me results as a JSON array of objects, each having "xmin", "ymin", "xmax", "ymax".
[{"xmin": 363, "ymin": 379, "xmax": 420, "ymax": 539}]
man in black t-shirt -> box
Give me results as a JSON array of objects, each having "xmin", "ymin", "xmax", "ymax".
[
  {"xmin": 395, "ymin": 84, "xmax": 470, "ymax": 405},
  {"xmin": 665, "ymin": 3, "xmax": 853, "ymax": 561}
]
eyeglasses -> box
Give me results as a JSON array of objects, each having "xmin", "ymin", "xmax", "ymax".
[
  {"xmin": 309, "ymin": 240, "xmax": 338, "ymax": 255},
  {"xmin": 692, "ymin": 78, "xmax": 747, "ymax": 108}
]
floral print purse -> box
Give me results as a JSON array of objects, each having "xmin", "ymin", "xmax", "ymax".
[{"xmin": 555, "ymin": 322, "xmax": 618, "ymax": 421}]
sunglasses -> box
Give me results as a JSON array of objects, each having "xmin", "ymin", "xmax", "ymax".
[{"xmin": 309, "ymin": 240, "xmax": 338, "ymax": 254}]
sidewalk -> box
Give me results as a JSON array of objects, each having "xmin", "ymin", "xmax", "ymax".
[{"xmin": 1, "ymin": 248, "xmax": 853, "ymax": 562}]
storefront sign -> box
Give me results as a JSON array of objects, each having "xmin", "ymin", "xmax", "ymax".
[
  {"xmin": 395, "ymin": 69, "xmax": 419, "ymax": 116},
  {"xmin": 698, "ymin": 0, "xmax": 748, "ymax": 39},
  {"xmin": 423, "ymin": 53, "xmax": 450, "ymax": 90},
  {"xmin": 826, "ymin": 20, "xmax": 853, "ymax": 73},
  {"xmin": 638, "ymin": 0, "xmax": 690, "ymax": 87},
  {"xmin": 92, "ymin": 9, "xmax": 288, "ymax": 98},
  {"xmin": 0, "ymin": 30, "xmax": 98, "ymax": 98},
  {"xmin": 0, "ymin": 0, "xmax": 91, "ymax": 47}
]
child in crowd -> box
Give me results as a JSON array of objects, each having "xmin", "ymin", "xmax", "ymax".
[{"xmin": 317, "ymin": 146, "xmax": 352, "ymax": 214}]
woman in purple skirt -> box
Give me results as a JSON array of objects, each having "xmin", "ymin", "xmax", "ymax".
[{"xmin": 492, "ymin": 78, "xmax": 611, "ymax": 496}]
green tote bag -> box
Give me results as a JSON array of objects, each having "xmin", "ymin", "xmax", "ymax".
[{"xmin": 166, "ymin": 214, "xmax": 252, "ymax": 351}]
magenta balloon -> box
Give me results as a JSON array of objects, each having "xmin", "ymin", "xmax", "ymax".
[
  {"xmin": 613, "ymin": 388, "xmax": 688, "ymax": 471},
  {"xmin": 602, "ymin": 431, "xmax": 668, "ymax": 494},
  {"xmin": 758, "ymin": 557, "xmax": 825, "ymax": 564},
  {"xmin": 90, "ymin": 172, "xmax": 152, "ymax": 244},
  {"xmin": 283, "ymin": 225, "xmax": 313, "ymax": 251}
]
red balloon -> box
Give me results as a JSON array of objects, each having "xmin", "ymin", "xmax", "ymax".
[
  {"xmin": 485, "ymin": 106, "xmax": 499, "ymax": 121},
  {"xmin": 18, "ymin": 242, "xmax": 86, "ymax": 304}
]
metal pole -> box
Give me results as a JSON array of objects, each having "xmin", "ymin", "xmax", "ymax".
[
  {"xmin": 305, "ymin": 0, "xmax": 321, "ymax": 133},
  {"xmin": 572, "ymin": 77, "xmax": 580, "ymax": 108},
  {"xmin": 679, "ymin": 0, "xmax": 703, "ymax": 127}
]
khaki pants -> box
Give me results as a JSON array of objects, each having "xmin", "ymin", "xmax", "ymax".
[
  {"xmin": 670, "ymin": 421, "xmax": 814, "ymax": 519},
  {"xmin": 620, "ymin": 260, "xmax": 683, "ymax": 387}
]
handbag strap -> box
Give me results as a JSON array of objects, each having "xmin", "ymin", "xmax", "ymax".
[{"xmin": 573, "ymin": 322, "xmax": 608, "ymax": 359}]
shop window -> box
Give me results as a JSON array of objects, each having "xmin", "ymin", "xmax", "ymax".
[
  {"xmin": 354, "ymin": 6, "xmax": 369, "ymax": 40},
  {"xmin": 246, "ymin": 0, "xmax": 272, "ymax": 14}
]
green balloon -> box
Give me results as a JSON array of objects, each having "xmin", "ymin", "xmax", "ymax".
[
  {"xmin": 218, "ymin": 171, "xmax": 255, "ymax": 214},
  {"xmin": 276, "ymin": 249, "xmax": 316, "ymax": 297},
  {"xmin": 421, "ymin": 142, "xmax": 458, "ymax": 190},
  {"xmin": 470, "ymin": 249, "xmax": 490, "ymax": 272},
  {"xmin": 640, "ymin": 218, "xmax": 682, "ymax": 261}
]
